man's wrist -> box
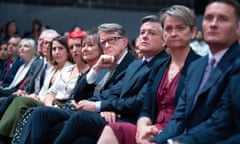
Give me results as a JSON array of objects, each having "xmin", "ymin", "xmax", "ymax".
[
  {"xmin": 95, "ymin": 101, "xmax": 101, "ymax": 112},
  {"xmin": 167, "ymin": 139, "xmax": 174, "ymax": 144},
  {"xmin": 92, "ymin": 64, "xmax": 100, "ymax": 72},
  {"xmin": 86, "ymin": 68, "xmax": 98, "ymax": 84}
]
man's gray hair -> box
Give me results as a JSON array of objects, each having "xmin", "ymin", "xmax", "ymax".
[
  {"xmin": 98, "ymin": 23, "xmax": 126, "ymax": 37},
  {"xmin": 41, "ymin": 29, "xmax": 60, "ymax": 37}
]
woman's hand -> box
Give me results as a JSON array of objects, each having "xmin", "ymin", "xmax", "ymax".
[{"xmin": 136, "ymin": 125, "xmax": 160, "ymax": 144}]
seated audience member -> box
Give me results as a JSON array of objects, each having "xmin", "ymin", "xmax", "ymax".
[
  {"xmin": 23, "ymin": 19, "xmax": 42, "ymax": 40},
  {"xmin": 97, "ymin": 5, "xmax": 200, "ymax": 144},
  {"xmin": 73, "ymin": 23, "xmax": 135, "ymax": 99},
  {"xmin": 2, "ymin": 20, "xmax": 18, "ymax": 42},
  {"xmin": 131, "ymin": 37, "xmax": 143, "ymax": 59},
  {"xmin": 0, "ymin": 41, "xmax": 9, "ymax": 74},
  {"xmin": 14, "ymin": 23, "xmax": 136, "ymax": 144},
  {"xmin": 21, "ymin": 29, "xmax": 60, "ymax": 96},
  {"xmin": 0, "ymin": 35, "xmax": 23, "ymax": 88},
  {"xmin": 36, "ymin": 35, "xmax": 74, "ymax": 105},
  {"xmin": 0, "ymin": 41, "xmax": 9, "ymax": 62},
  {"xmin": 147, "ymin": 0, "xmax": 240, "ymax": 144}
]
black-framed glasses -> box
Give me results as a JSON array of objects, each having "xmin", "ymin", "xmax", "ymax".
[{"xmin": 100, "ymin": 36, "xmax": 123, "ymax": 47}]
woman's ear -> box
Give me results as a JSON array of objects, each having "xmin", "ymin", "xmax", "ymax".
[{"xmin": 191, "ymin": 27, "xmax": 197, "ymax": 39}]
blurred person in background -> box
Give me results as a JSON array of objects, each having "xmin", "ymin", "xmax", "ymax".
[
  {"xmin": 2, "ymin": 20, "xmax": 18, "ymax": 42},
  {"xmin": 190, "ymin": 30, "xmax": 209, "ymax": 56},
  {"xmin": 0, "ymin": 35, "xmax": 23, "ymax": 88},
  {"xmin": 131, "ymin": 37, "xmax": 143, "ymax": 59},
  {"xmin": 0, "ymin": 41, "xmax": 9, "ymax": 72},
  {"xmin": 23, "ymin": 19, "xmax": 42, "ymax": 40}
]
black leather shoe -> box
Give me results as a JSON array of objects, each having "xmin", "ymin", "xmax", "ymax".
[{"xmin": 0, "ymin": 135, "xmax": 11, "ymax": 144}]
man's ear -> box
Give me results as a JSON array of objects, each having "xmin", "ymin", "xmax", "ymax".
[
  {"xmin": 237, "ymin": 22, "xmax": 240, "ymax": 42},
  {"xmin": 123, "ymin": 37, "xmax": 128, "ymax": 46}
]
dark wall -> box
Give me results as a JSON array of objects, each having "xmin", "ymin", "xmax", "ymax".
[{"xmin": 0, "ymin": 3, "xmax": 204, "ymax": 40}]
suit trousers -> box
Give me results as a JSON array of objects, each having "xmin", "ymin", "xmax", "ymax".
[
  {"xmin": 0, "ymin": 88, "xmax": 17, "ymax": 97},
  {"xmin": 0, "ymin": 95, "xmax": 15, "ymax": 118},
  {"xmin": 27, "ymin": 106, "xmax": 73, "ymax": 144},
  {"xmin": 53, "ymin": 110, "xmax": 107, "ymax": 144}
]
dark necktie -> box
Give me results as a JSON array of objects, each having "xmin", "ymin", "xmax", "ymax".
[
  {"xmin": 40, "ymin": 64, "xmax": 47, "ymax": 89},
  {"xmin": 3, "ymin": 59, "xmax": 13, "ymax": 79},
  {"xmin": 18, "ymin": 76, "xmax": 30, "ymax": 89}
]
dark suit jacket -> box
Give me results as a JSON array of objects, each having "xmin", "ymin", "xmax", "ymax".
[
  {"xmin": 1, "ymin": 56, "xmax": 24, "ymax": 87},
  {"xmin": 191, "ymin": 71, "xmax": 240, "ymax": 144},
  {"xmin": 0, "ymin": 61, "xmax": 7, "ymax": 79},
  {"xmin": 89, "ymin": 50, "xmax": 169, "ymax": 123},
  {"xmin": 22, "ymin": 57, "xmax": 44, "ymax": 94},
  {"xmin": 153, "ymin": 42, "xmax": 240, "ymax": 144},
  {"xmin": 172, "ymin": 64, "xmax": 240, "ymax": 144},
  {"xmin": 213, "ymin": 70, "xmax": 240, "ymax": 144},
  {"xmin": 0, "ymin": 57, "xmax": 36, "ymax": 97},
  {"xmin": 225, "ymin": 72, "xmax": 240, "ymax": 143},
  {"xmin": 139, "ymin": 49, "xmax": 200, "ymax": 124},
  {"xmin": 73, "ymin": 52, "xmax": 135, "ymax": 102}
]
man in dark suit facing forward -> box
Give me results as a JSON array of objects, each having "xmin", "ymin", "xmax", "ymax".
[
  {"xmin": 151, "ymin": 0, "xmax": 240, "ymax": 144},
  {"xmin": 73, "ymin": 23, "xmax": 135, "ymax": 102}
]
